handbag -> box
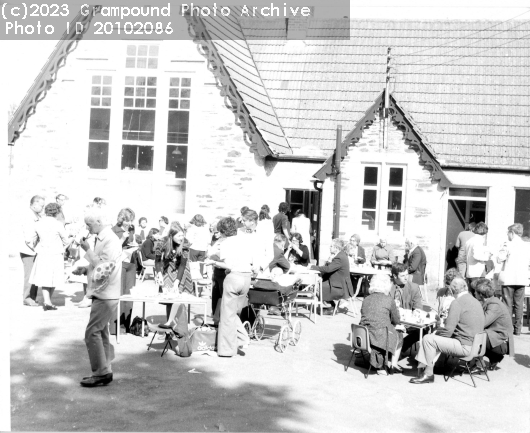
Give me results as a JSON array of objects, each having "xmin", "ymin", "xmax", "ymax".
[
  {"xmin": 176, "ymin": 332, "xmax": 193, "ymax": 357},
  {"xmin": 190, "ymin": 319, "xmax": 217, "ymax": 352},
  {"xmin": 130, "ymin": 316, "xmax": 149, "ymax": 337}
]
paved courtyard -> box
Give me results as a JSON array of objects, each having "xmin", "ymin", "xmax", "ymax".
[{"xmin": 7, "ymin": 258, "xmax": 530, "ymax": 432}]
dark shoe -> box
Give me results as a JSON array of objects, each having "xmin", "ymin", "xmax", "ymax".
[
  {"xmin": 409, "ymin": 374, "xmax": 435, "ymax": 384},
  {"xmin": 43, "ymin": 304, "xmax": 57, "ymax": 311},
  {"xmin": 80, "ymin": 373, "xmax": 113, "ymax": 387},
  {"xmin": 514, "ymin": 331, "xmax": 521, "ymax": 336},
  {"xmin": 488, "ymin": 362, "xmax": 499, "ymax": 371},
  {"xmin": 23, "ymin": 299, "xmax": 39, "ymax": 307},
  {"xmin": 158, "ymin": 323, "xmax": 173, "ymax": 329},
  {"xmin": 390, "ymin": 365, "xmax": 403, "ymax": 374}
]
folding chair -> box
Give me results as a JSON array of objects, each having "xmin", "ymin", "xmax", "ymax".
[
  {"xmin": 190, "ymin": 261, "xmax": 212, "ymax": 298},
  {"xmin": 146, "ymin": 323, "xmax": 174, "ymax": 357},
  {"xmin": 138, "ymin": 250, "xmax": 155, "ymax": 282},
  {"xmin": 444, "ymin": 332, "xmax": 490, "ymax": 388},
  {"xmin": 346, "ymin": 323, "xmax": 372, "ymax": 379},
  {"xmin": 293, "ymin": 273, "xmax": 321, "ymax": 323}
]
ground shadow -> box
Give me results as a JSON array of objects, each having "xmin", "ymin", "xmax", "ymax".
[
  {"xmin": 514, "ymin": 353, "xmax": 530, "ymax": 368},
  {"xmin": 332, "ymin": 343, "xmax": 373, "ymax": 377},
  {"xmin": 11, "ymin": 327, "xmax": 308, "ymax": 432}
]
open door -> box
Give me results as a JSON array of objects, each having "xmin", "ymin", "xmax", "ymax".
[{"xmin": 445, "ymin": 188, "xmax": 487, "ymax": 270}]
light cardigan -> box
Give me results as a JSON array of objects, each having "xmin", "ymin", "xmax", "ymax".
[{"xmin": 498, "ymin": 235, "xmax": 530, "ymax": 286}]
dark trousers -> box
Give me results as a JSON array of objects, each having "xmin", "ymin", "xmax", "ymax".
[
  {"xmin": 212, "ymin": 268, "xmax": 226, "ymax": 324},
  {"xmin": 485, "ymin": 338, "xmax": 508, "ymax": 364},
  {"xmin": 402, "ymin": 328, "xmax": 421, "ymax": 354},
  {"xmin": 20, "ymin": 253, "xmax": 38, "ymax": 301},
  {"xmin": 322, "ymin": 281, "xmax": 343, "ymax": 302},
  {"xmin": 189, "ymin": 248, "xmax": 206, "ymax": 274},
  {"xmin": 110, "ymin": 262, "xmax": 135, "ymax": 334},
  {"xmin": 502, "ymin": 285, "xmax": 525, "ymax": 334}
]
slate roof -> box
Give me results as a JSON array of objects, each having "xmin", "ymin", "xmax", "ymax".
[{"xmin": 227, "ymin": 19, "xmax": 530, "ymax": 170}]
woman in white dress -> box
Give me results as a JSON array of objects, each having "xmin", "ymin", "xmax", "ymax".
[
  {"xmin": 291, "ymin": 209, "xmax": 313, "ymax": 260},
  {"xmin": 28, "ymin": 203, "xmax": 71, "ymax": 310}
]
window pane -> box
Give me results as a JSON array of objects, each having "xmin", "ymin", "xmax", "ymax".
[
  {"xmin": 182, "ymin": 78, "xmax": 191, "ymax": 87},
  {"xmin": 170, "ymin": 77, "xmax": 180, "ymax": 87},
  {"xmin": 103, "ymin": 76, "xmax": 112, "ymax": 85},
  {"xmin": 136, "ymin": 87, "xmax": 145, "ymax": 97},
  {"xmin": 362, "ymin": 190, "xmax": 377, "ymax": 209},
  {"xmin": 166, "ymin": 145, "xmax": 188, "ymax": 178},
  {"xmin": 181, "ymin": 89, "xmax": 191, "ymax": 98},
  {"xmin": 121, "ymin": 145, "xmax": 154, "ymax": 171},
  {"xmin": 147, "ymin": 77, "xmax": 157, "ymax": 86},
  {"xmin": 449, "ymin": 188, "xmax": 487, "ymax": 198},
  {"xmin": 91, "ymin": 97, "xmax": 100, "ymax": 106},
  {"xmin": 89, "ymin": 108, "xmax": 111, "ymax": 140},
  {"xmin": 102, "ymin": 87, "xmax": 112, "ymax": 96},
  {"xmin": 389, "ymin": 167, "xmax": 403, "ymax": 187},
  {"xmin": 136, "ymin": 77, "xmax": 146, "ymax": 86},
  {"xmin": 125, "ymin": 58, "xmax": 135, "ymax": 68},
  {"xmin": 387, "ymin": 212, "xmax": 401, "ymax": 232},
  {"xmin": 149, "ymin": 45, "xmax": 159, "ymax": 56},
  {"xmin": 169, "ymin": 88, "xmax": 179, "ymax": 98},
  {"xmin": 88, "ymin": 142, "xmax": 109, "ymax": 169},
  {"xmin": 148, "ymin": 58, "xmax": 158, "ymax": 69},
  {"xmin": 92, "ymin": 86, "xmax": 101, "ymax": 95},
  {"xmin": 167, "ymin": 111, "xmax": 190, "ymax": 144},
  {"xmin": 123, "ymin": 109, "xmax": 155, "ymax": 141},
  {"xmin": 169, "ymin": 100, "xmax": 179, "ymax": 109},
  {"xmin": 180, "ymin": 100, "xmax": 190, "ymax": 109},
  {"xmin": 127, "ymin": 45, "xmax": 136, "ymax": 56},
  {"xmin": 137, "ymin": 58, "xmax": 147, "ymax": 68},
  {"xmin": 125, "ymin": 76, "xmax": 134, "ymax": 85},
  {"xmin": 124, "ymin": 98, "xmax": 133, "ymax": 107},
  {"xmin": 146, "ymin": 99, "xmax": 156, "ymax": 108},
  {"xmin": 138, "ymin": 146, "xmax": 154, "ymax": 170},
  {"xmin": 387, "ymin": 190, "xmax": 402, "ymax": 210},
  {"xmin": 147, "ymin": 88, "xmax": 156, "ymax": 97},
  {"xmin": 92, "ymin": 76, "xmax": 101, "ymax": 84},
  {"xmin": 135, "ymin": 99, "xmax": 145, "ymax": 108},
  {"xmin": 364, "ymin": 167, "xmax": 378, "ymax": 186},
  {"xmin": 101, "ymin": 98, "xmax": 111, "ymax": 107},
  {"xmin": 515, "ymin": 189, "xmax": 530, "ymax": 238},
  {"xmin": 290, "ymin": 190, "xmax": 304, "ymax": 204},
  {"xmin": 121, "ymin": 145, "xmax": 137, "ymax": 170},
  {"xmin": 124, "ymin": 87, "xmax": 134, "ymax": 96},
  {"xmin": 361, "ymin": 211, "xmax": 376, "ymax": 231},
  {"xmin": 138, "ymin": 45, "xmax": 148, "ymax": 56}
]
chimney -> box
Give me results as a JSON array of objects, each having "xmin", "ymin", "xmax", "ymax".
[{"xmin": 286, "ymin": 6, "xmax": 314, "ymax": 40}]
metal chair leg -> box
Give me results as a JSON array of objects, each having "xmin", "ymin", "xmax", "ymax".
[
  {"xmin": 444, "ymin": 357, "xmax": 458, "ymax": 382},
  {"xmin": 147, "ymin": 332, "xmax": 157, "ymax": 351},
  {"xmin": 464, "ymin": 362, "xmax": 477, "ymax": 388},
  {"xmin": 161, "ymin": 335, "xmax": 173, "ymax": 358},
  {"xmin": 477, "ymin": 357, "xmax": 490, "ymax": 382},
  {"xmin": 346, "ymin": 350, "xmax": 356, "ymax": 372}
]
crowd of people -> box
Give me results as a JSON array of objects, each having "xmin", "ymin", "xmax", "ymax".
[{"xmin": 18, "ymin": 195, "xmax": 528, "ymax": 387}]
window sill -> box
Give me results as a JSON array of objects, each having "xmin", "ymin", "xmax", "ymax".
[{"xmin": 87, "ymin": 168, "xmax": 108, "ymax": 179}]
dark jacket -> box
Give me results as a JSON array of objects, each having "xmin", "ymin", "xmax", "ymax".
[
  {"xmin": 268, "ymin": 244, "xmax": 291, "ymax": 273},
  {"xmin": 389, "ymin": 281, "xmax": 423, "ymax": 311},
  {"xmin": 483, "ymin": 297, "xmax": 514, "ymax": 355},
  {"xmin": 311, "ymin": 251, "xmax": 353, "ymax": 296},
  {"xmin": 140, "ymin": 236, "xmax": 156, "ymax": 261},
  {"xmin": 349, "ymin": 245, "xmax": 366, "ymax": 265},
  {"xmin": 288, "ymin": 244, "xmax": 310, "ymax": 266},
  {"xmin": 154, "ymin": 237, "xmax": 189, "ymax": 280},
  {"xmin": 360, "ymin": 292, "xmax": 402, "ymax": 355},
  {"xmin": 404, "ymin": 246, "xmax": 427, "ymax": 285},
  {"xmin": 436, "ymin": 293, "xmax": 485, "ymax": 346}
]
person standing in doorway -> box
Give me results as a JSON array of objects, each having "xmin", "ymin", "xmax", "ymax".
[
  {"xmin": 464, "ymin": 222, "xmax": 491, "ymax": 295},
  {"xmin": 80, "ymin": 206, "xmax": 122, "ymax": 387},
  {"xmin": 273, "ymin": 202, "xmax": 291, "ymax": 249},
  {"xmin": 455, "ymin": 222, "xmax": 476, "ymax": 277},
  {"xmin": 20, "ymin": 195, "xmax": 45, "ymax": 306},
  {"xmin": 291, "ymin": 209, "xmax": 313, "ymax": 260},
  {"xmin": 404, "ymin": 236, "xmax": 427, "ymax": 301}
]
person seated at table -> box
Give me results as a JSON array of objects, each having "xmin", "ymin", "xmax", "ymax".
[
  {"xmin": 360, "ymin": 274, "xmax": 403, "ymax": 375},
  {"xmin": 371, "ymin": 237, "xmax": 394, "ymax": 269},
  {"xmin": 285, "ymin": 232, "xmax": 310, "ymax": 267},
  {"xmin": 156, "ymin": 222, "xmax": 193, "ymax": 330},
  {"xmin": 310, "ymin": 239, "xmax": 352, "ymax": 315},
  {"xmin": 347, "ymin": 234, "xmax": 366, "ymax": 266},
  {"xmin": 410, "ymin": 278, "xmax": 484, "ymax": 384},
  {"xmin": 390, "ymin": 263, "xmax": 423, "ymax": 355},
  {"xmin": 140, "ymin": 228, "xmax": 159, "ymax": 266},
  {"xmin": 435, "ymin": 268, "xmax": 461, "ymax": 326},
  {"xmin": 268, "ymin": 234, "xmax": 291, "ymax": 274},
  {"xmin": 472, "ymin": 278, "xmax": 514, "ymax": 371}
]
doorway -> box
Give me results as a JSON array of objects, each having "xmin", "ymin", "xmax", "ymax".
[
  {"xmin": 285, "ymin": 189, "xmax": 321, "ymax": 261},
  {"xmin": 445, "ymin": 188, "xmax": 487, "ymax": 270}
]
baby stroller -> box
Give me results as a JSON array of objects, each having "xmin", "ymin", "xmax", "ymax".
[{"xmin": 246, "ymin": 278, "xmax": 302, "ymax": 353}]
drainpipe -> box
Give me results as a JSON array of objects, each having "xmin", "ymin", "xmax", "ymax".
[{"xmin": 333, "ymin": 125, "xmax": 342, "ymax": 239}]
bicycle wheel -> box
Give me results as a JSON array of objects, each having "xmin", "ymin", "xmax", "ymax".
[
  {"xmin": 277, "ymin": 325, "xmax": 290, "ymax": 353},
  {"xmin": 291, "ymin": 320, "xmax": 302, "ymax": 346},
  {"xmin": 242, "ymin": 321, "xmax": 252, "ymax": 336},
  {"xmin": 253, "ymin": 315, "xmax": 266, "ymax": 340}
]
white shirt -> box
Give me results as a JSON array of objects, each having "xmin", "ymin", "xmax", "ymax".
[
  {"xmin": 291, "ymin": 216, "xmax": 311, "ymax": 243},
  {"xmin": 465, "ymin": 235, "xmax": 489, "ymax": 278},
  {"xmin": 219, "ymin": 235, "xmax": 255, "ymax": 273},
  {"xmin": 498, "ymin": 235, "xmax": 530, "ymax": 286},
  {"xmin": 187, "ymin": 225, "xmax": 211, "ymax": 252}
]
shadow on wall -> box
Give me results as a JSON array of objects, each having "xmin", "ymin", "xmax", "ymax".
[{"xmin": 11, "ymin": 327, "xmax": 307, "ymax": 432}]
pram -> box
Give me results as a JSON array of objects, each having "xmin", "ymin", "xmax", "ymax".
[{"xmin": 245, "ymin": 278, "xmax": 302, "ymax": 353}]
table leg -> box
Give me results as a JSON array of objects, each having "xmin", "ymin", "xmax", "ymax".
[
  {"xmin": 204, "ymin": 303, "xmax": 207, "ymax": 323},
  {"xmin": 141, "ymin": 302, "xmax": 145, "ymax": 338},
  {"xmin": 117, "ymin": 300, "xmax": 121, "ymax": 344},
  {"xmin": 188, "ymin": 304, "xmax": 191, "ymax": 324},
  {"xmin": 419, "ymin": 326, "xmax": 424, "ymax": 344}
]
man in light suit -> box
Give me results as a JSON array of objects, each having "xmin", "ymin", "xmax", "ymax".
[
  {"xmin": 79, "ymin": 206, "xmax": 123, "ymax": 387},
  {"xmin": 404, "ymin": 236, "xmax": 427, "ymax": 301}
]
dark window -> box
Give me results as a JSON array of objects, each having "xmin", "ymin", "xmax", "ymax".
[
  {"xmin": 389, "ymin": 167, "xmax": 403, "ymax": 187},
  {"xmin": 87, "ymin": 142, "xmax": 109, "ymax": 169},
  {"xmin": 387, "ymin": 191, "xmax": 402, "ymax": 210},
  {"xmin": 362, "ymin": 190, "xmax": 377, "ymax": 209},
  {"xmin": 387, "ymin": 212, "xmax": 401, "ymax": 232},
  {"xmin": 449, "ymin": 188, "xmax": 487, "ymax": 198},
  {"xmin": 166, "ymin": 145, "xmax": 188, "ymax": 178},
  {"xmin": 123, "ymin": 109, "xmax": 155, "ymax": 141},
  {"xmin": 121, "ymin": 145, "xmax": 154, "ymax": 171},
  {"xmin": 515, "ymin": 189, "xmax": 530, "ymax": 238},
  {"xmin": 364, "ymin": 167, "xmax": 378, "ymax": 186},
  {"xmin": 89, "ymin": 108, "xmax": 111, "ymax": 140},
  {"xmin": 362, "ymin": 211, "xmax": 376, "ymax": 231},
  {"xmin": 167, "ymin": 111, "xmax": 189, "ymax": 144}
]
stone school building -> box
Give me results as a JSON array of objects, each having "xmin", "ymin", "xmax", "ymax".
[{"xmin": 9, "ymin": 15, "xmax": 530, "ymax": 288}]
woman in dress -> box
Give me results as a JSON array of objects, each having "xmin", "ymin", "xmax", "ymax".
[
  {"xmin": 205, "ymin": 217, "xmax": 258, "ymax": 357},
  {"xmin": 156, "ymin": 222, "xmax": 193, "ymax": 329},
  {"xmin": 359, "ymin": 274, "xmax": 403, "ymax": 375},
  {"xmin": 28, "ymin": 203, "xmax": 71, "ymax": 310},
  {"xmin": 285, "ymin": 232, "xmax": 310, "ymax": 266}
]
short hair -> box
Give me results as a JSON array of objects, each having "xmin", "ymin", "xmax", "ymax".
[
  {"xmin": 274, "ymin": 233, "xmax": 286, "ymax": 244},
  {"xmin": 30, "ymin": 195, "xmax": 45, "ymax": 205},
  {"xmin": 242, "ymin": 209, "xmax": 258, "ymax": 223},
  {"xmin": 240, "ymin": 206, "xmax": 249, "ymax": 215},
  {"xmin": 45, "ymin": 202, "xmax": 61, "ymax": 217},
  {"xmin": 368, "ymin": 274, "xmax": 392, "ymax": 295},
  {"xmin": 473, "ymin": 278, "xmax": 495, "ymax": 298},
  {"xmin": 449, "ymin": 277, "xmax": 468, "ymax": 295},
  {"xmin": 290, "ymin": 232, "xmax": 303, "ymax": 244},
  {"xmin": 293, "ymin": 209, "xmax": 303, "ymax": 218},
  {"xmin": 278, "ymin": 202, "xmax": 290, "ymax": 213},
  {"xmin": 350, "ymin": 234, "xmax": 361, "ymax": 244},
  {"xmin": 259, "ymin": 205, "xmax": 271, "ymax": 220},
  {"xmin": 84, "ymin": 205, "xmax": 111, "ymax": 225},
  {"xmin": 148, "ymin": 228, "xmax": 159, "ymax": 237},
  {"xmin": 330, "ymin": 238, "xmax": 346, "ymax": 253},
  {"xmin": 117, "ymin": 208, "xmax": 135, "ymax": 226},
  {"xmin": 468, "ymin": 222, "xmax": 476, "ymax": 231},
  {"xmin": 474, "ymin": 222, "xmax": 488, "ymax": 236},
  {"xmin": 444, "ymin": 268, "xmax": 462, "ymax": 287},
  {"xmin": 508, "ymin": 223, "xmax": 523, "ymax": 237},
  {"xmin": 218, "ymin": 217, "xmax": 238, "ymax": 237},
  {"xmin": 406, "ymin": 236, "xmax": 418, "ymax": 247},
  {"xmin": 190, "ymin": 214, "xmax": 207, "ymax": 227},
  {"xmin": 160, "ymin": 216, "xmax": 169, "ymax": 225},
  {"xmin": 139, "ymin": 217, "xmax": 147, "ymax": 224},
  {"xmin": 391, "ymin": 262, "xmax": 408, "ymax": 276}
]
